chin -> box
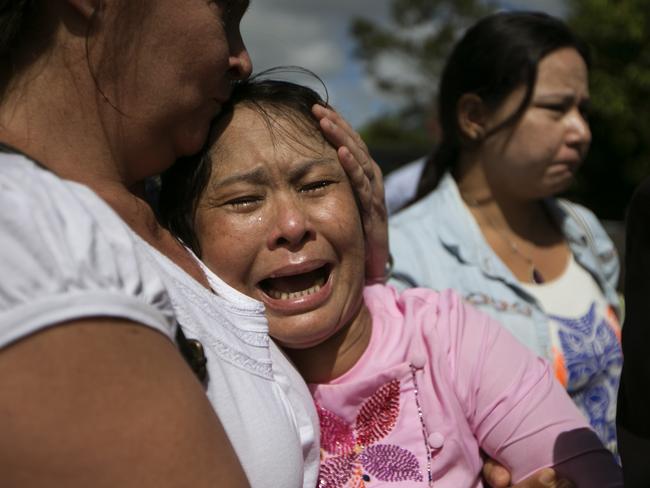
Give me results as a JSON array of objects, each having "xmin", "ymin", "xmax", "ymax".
[
  {"xmin": 273, "ymin": 338, "xmax": 320, "ymax": 351},
  {"xmin": 269, "ymin": 316, "xmax": 341, "ymax": 351},
  {"xmin": 272, "ymin": 333, "xmax": 332, "ymax": 351},
  {"xmin": 545, "ymin": 162, "xmax": 580, "ymax": 189},
  {"xmin": 538, "ymin": 171, "xmax": 575, "ymax": 197},
  {"xmin": 551, "ymin": 176, "xmax": 576, "ymax": 195}
]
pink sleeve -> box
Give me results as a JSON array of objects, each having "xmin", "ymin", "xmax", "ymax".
[{"xmin": 437, "ymin": 291, "xmax": 621, "ymax": 485}]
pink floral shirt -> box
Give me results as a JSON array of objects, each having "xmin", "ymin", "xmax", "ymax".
[{"xmin": 311, "ymin": 285, "xmax": 619, "ymax": 487}]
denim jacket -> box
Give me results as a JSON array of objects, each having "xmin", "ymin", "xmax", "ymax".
[{"xmin": 388, "ymin": 172, "xmax": 621, "ymax": 360}]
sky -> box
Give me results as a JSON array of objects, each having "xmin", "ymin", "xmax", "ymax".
[{"xmin": 241, "ymin": 0, "xmax": 567, "ymax": 128}]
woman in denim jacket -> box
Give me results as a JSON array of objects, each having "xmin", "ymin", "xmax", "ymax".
[{"xmin": 389, "ymin": 11, "xmax": 622, "ymax": 455}]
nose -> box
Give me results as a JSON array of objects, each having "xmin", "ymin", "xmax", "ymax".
[
  {"xmin": 228, "ymin": 36, "xmax": 253, "ymax": 82},
  {"xmin": 267, "ymin": 196, "xmax": 315, "ymax": 251},
  {"xmin": 566, "ymin": 107, "xmax": 591, "ymax": 150}
]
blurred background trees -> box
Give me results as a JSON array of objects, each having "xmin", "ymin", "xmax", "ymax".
[
  {"xmin": 351, "ymin": 0, "xmax": 650, "ymax": 219},
  {"xmin": 350, "ymin": 0, "xmax": 493, "ymax": 173},
  {"xmin": 569, "ymin": 0, "xmax": 650, "ymax": 219}
]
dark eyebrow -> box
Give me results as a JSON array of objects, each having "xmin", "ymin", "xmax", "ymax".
[
  {"xmin": 211, "ymin": 157, "xmax": 337, "ymax": 190},
  {"xmin": 534, "ymin": 93, "xmax": 590, "ymax": 104}
]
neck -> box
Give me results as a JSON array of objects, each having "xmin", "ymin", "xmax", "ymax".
[
  {"xmin": 3, "ymin": 84, "xmax": 168, "ymax": 249},
  {"xmin": 0, "ymin": 29, "xmax": 173, "ymax": 192},
  {"xmin": 285, "ymin": 303, "xmax": 372, "ymax": 384},
  {"xmin": 1, "ymin": 54, "xmax": 112, "ymax": 178},
  {"xmin": 455, "ymin": 153, "xmax": 550, "ymax": 238},
  {"xmin": 0, "ymin": 20, "xmax": 210, "ymax": 289},
  {"xmin": 0, "ymin": 29, "xmax": 173, "ymax": 238}
]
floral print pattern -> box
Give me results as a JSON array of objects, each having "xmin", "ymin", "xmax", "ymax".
[{"xmin": 317, "ymin": 379, "xmax": 423, "ymax": 487}]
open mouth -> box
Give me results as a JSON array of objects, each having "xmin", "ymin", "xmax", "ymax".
[{"xmin": 259, "ymin": 265, "xmax": 331, "ymax": 301}]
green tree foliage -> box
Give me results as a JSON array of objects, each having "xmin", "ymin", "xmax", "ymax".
[
  {"xmin": 351, "ymin": 0, "xmax": 494, "ymax": 161},
  {"xmin": 351, "ymin": 0, "xmax": 493, "ymax": 101},
  {"xmin": 358, "ymin": 108, "xmax": 435, "ymax": 174},
  {"xmin": 567, "ymin": 0, "xmax": 650, "ymax": 218}
]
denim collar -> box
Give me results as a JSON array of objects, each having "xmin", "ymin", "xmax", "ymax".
[{"xmin": 424, "ymin": 172, "xmax": 594, "ymax": 285}]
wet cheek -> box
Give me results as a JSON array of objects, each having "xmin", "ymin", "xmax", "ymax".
[
  {"xmin": 198, "ymin": 217, "xmax": 260, "ymax": 281},
  {"xmin": 315, "ymin": 199, "xmax": 364, "ymax": 243},
  {"xmin": 217, "ymin": 219, "xmax": 266, "ymax": 256}
]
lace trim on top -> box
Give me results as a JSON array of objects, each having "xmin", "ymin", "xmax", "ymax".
[
  {"xmin": 168, "ymin": 271, "xmax": 268, "ymax": 348},
  {"xmin": 132, "ymin": 236, "xmax": 273, "ymax": 379}
]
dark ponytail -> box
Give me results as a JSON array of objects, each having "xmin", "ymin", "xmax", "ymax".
[
  {"xmin": 410, "ymin": 11, "xmax": 590, "ymax": 204},
  {"xmin": 0, "ymin": 1, "xmax": 35, "ymax": 57},
  {"xmin": 413, "ymin": 141, "xmax": 458, "ymax": 202},
  {"xmin": 0, "ymin": 0, "xmax": 43, "ymax": 98}
]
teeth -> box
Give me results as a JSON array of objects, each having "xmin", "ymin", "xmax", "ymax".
[{"xmin": 267, "ymin": 277, "xmax": 325, "ymax": 300}]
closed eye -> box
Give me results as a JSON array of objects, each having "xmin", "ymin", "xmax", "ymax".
[
  {"xmin": 540, "ymin": 102, "xmax": 570, "ymax": 113},
  {"xmin": 224, "ymin": 195, "xmax": 263, "ymax": 210},
  {"xmin": 300, "ymin": 180, "xmax": 334, "ymax": 193}
]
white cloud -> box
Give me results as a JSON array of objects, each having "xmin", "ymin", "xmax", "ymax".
[{"xmin": 290, "ymin": 41, "xmax": 345, "ymax": 76}]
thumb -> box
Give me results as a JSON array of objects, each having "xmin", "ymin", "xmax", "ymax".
[
  {"xmin": 514, "ymin": 468, "xmax": 572, "ymax": 488},
  {"xmin": 537, "ymin": 468, "xmax": 558, "ymax": 486}
]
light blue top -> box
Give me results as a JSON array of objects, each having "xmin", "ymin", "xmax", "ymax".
[
  {"xmin": 388, "ymin": 172, "xmax": 621, "ymax": 360},
  {"xmin": 384, "ymin": 157, "xmax": 426, "ymax": 215},
  {"xmin": 389, "ymin": 172, "xmax": 624, "ymax": 454}
]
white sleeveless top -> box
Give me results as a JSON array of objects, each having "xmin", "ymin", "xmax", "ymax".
[
  {"xmin": 0, "ymin": 153, "xmax": 319, "ymax": 487},
  {"xmin": 521, "ymin": 253, "xmax": 622, "ymax": 454}
]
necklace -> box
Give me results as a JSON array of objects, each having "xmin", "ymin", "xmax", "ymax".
[{"xmin": 463, "ymin": 196, "xmax": 545, "ymax": 284}]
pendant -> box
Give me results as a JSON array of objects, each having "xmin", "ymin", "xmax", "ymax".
[{"xmin": 532, "ymin": 267, "xmax": 545, "ymax": 284}]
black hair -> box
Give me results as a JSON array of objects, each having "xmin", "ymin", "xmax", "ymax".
[
  {"xmin": 0, "ymin": 1, "xmax": 35, "ymax": 56},
  {"xmin": 157, "ymin": 67, "xmax": 329, "ymax": 257},
  {"xmin": 412, "ymin": 11, "xmax": 591, "ymax": 203},
  {"xmin": 0, "ymin": 0, "xmax": 46, "ymax": 97}
]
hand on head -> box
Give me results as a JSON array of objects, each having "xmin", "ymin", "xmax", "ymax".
[
  {"xmin": 312, "ymin": 104, "xmax": 389, "ymax": 284},
  {"xmin": 158, "ymin": 75, "xmax": 377, "ymax": 382}
]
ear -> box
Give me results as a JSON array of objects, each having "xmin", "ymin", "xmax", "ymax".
[
  {"xmin": 457, "ymin": 93, "xmax": 488, "ymax": 143},
  {"xmin": 66, "ymin": 0, "xmax": 99, "ymax": 21}
]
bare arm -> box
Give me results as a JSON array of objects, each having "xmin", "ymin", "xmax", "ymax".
[{"xmin": 0, "ymin": 318, "xmax": 250, "ymax": 488}]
